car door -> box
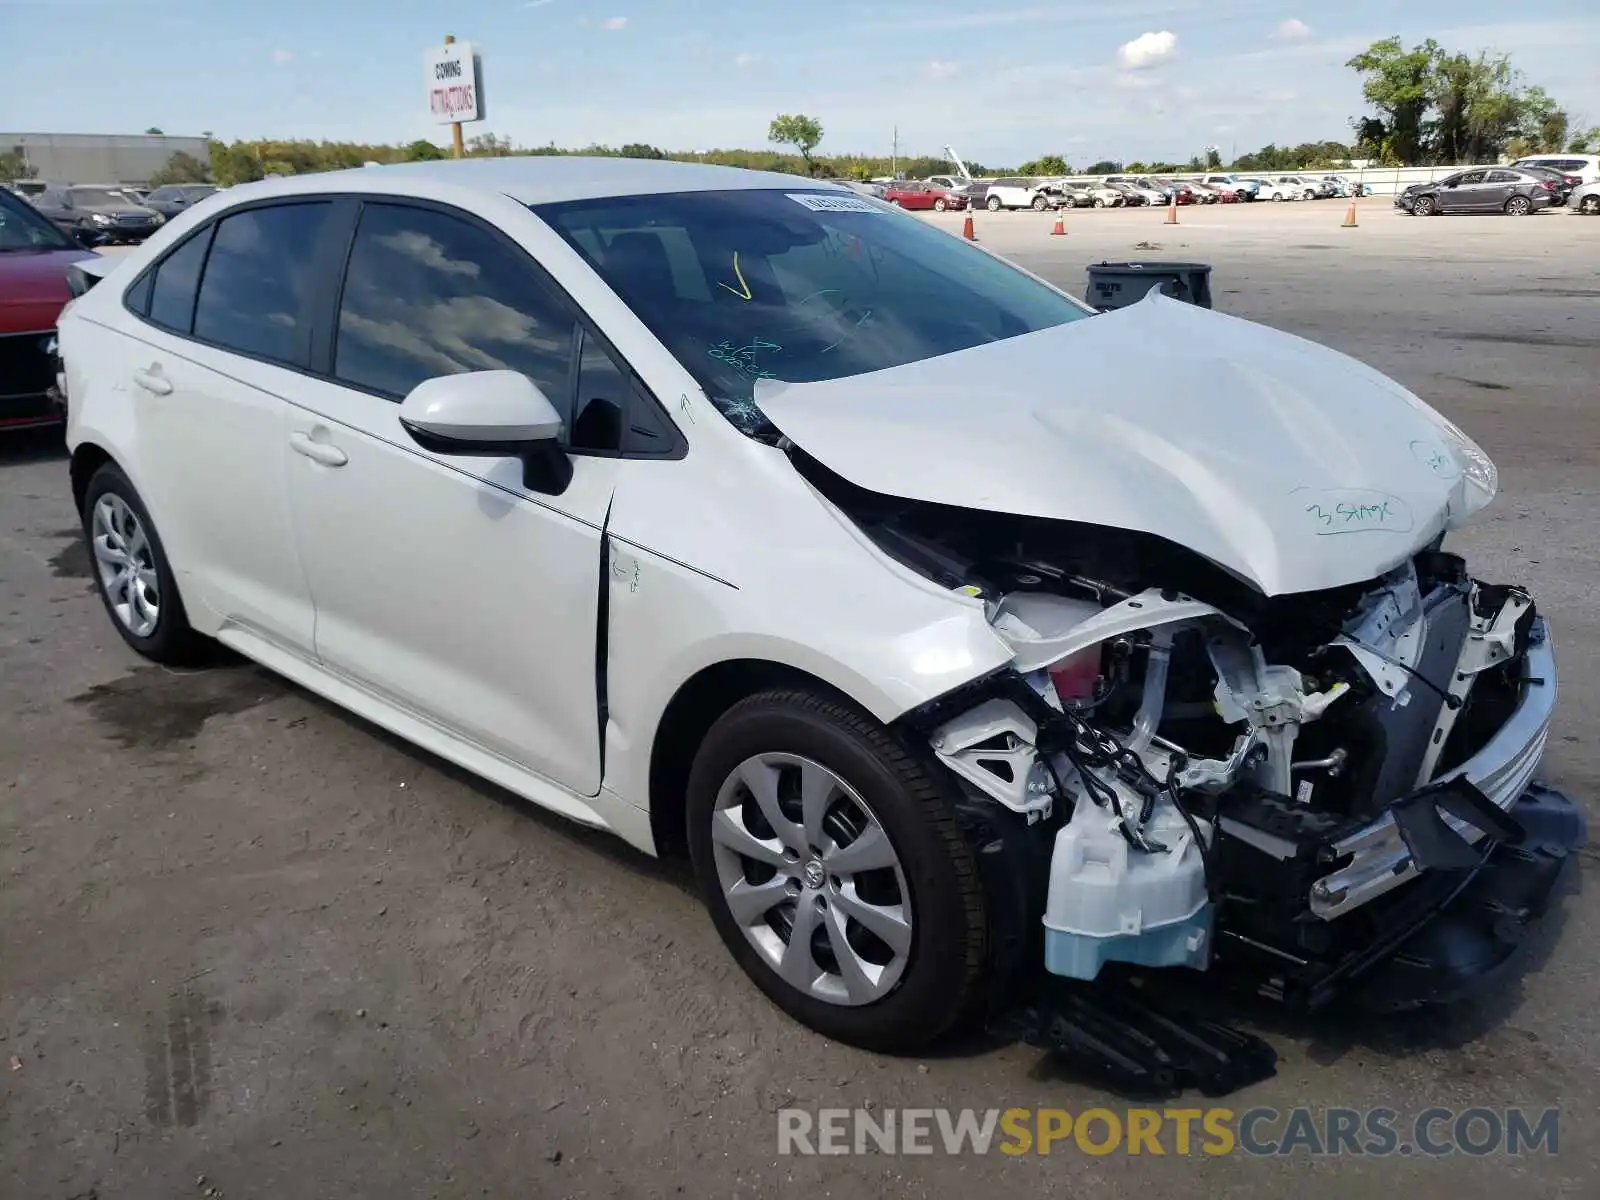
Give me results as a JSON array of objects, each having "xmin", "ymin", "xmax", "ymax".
[
  {"xmin": 1439, "ymin": 170, "xmax": 1487, "ymax": 212},
  {"xmin": 115, "ymin": 200, "xmax": 335, "ymax": 653},
  {"xmin": 281, "ymin": 198, "xmax": 640, "ymax": 797},
  {"xmin": 1484, "ymin": 171, "xmax": 1522, "ymax": 209}
]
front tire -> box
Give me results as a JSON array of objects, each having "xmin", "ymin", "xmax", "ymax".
[
  {"xmin": 933, "ymin": 198, "xmax": 947, "ymax": 211},
  {"xmin": 1582, "ymin": 195, "xmax": 1600, "ymax": 215},
  {"xmin": 81, "ymin": 462, "xmax": 207, "ymax": 664},
  {"xmin": 1031, "ymin": 195, "xmax": 1049, "ymax": 211},
  {"xmin": 687, "ymin": 689, "xmax": 987, "ymax": 1053},
  {"xmin": 986, "ymin": 195, "xmax": 1002, "ymax": 212},
  {"xmin": 1413, "ymin": 195, "xmax": 1436, "ymax": 216}
]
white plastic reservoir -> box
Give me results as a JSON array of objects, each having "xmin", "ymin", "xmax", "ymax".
[{"xmin": 1042, "ymin": 786, "xmax": 1213, "ymax": 980}]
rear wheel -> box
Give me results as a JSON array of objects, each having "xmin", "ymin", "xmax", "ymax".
[
  {"xmin": 81, "ymin": 462, "xmax": 207, "ymax": 664},
  {"xmin": 1093, "ymin": 197, "xmax": 1105, "ymax": 208},
  {"xmin": 687, "ymin": 689, "xmax": 988, "ymax": 1053},
  {"xmin": 1582, "ymin": 195, "xmax": 1600, "ymax": 215},
  {"xmin": 933, "ymin": 197, "xmax": 947, "ymax": 211},
  {"xmin": 986, "ymin": 195, "xmax": 1002, "ymax": 212},
  {"xmin": 1505, "ymin": 195, "xmax": 1532, "ymax": 216}
]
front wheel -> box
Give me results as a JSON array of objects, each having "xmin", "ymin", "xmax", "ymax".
[
  {"xmin": 1505, "ymin": 195, "xmax": 1532, "ymax": 216},
  {"xmin": 1031, "ymin": 195, "xmax": 1049, "ymax": 211},
  {"xmin": 1413, "ymin": 195, "xmax": 1436, "ymax": 216},
  {"xmin": 1581, "ymin": 195, "xmax": 1600, "ymax": 215},
  {"xmin": 81, "ymin": 462, "xmax": 207, "ymax": 664},
  {"xmin": 986, "ymin": 196, "xmax": 1002, "ymax": 212},
  {"xmin": 1092, "ymin": 197, "xmax": 1105, "ymax": 208},
  {"xmin": 687, "ymin": 689, "xmax": 987, "ymax": 1053}
]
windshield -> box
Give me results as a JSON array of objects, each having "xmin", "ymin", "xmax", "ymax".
[
  {"xmin": 535, "ymin": 187, "xmax": 1093, "ymax": 435},
  {"xmin": 70, "ymin": 188, "xmax": 133, "ymax": 207},
  {"xmin": 0, "ymin": 188, "xmax": 75, "ymax": 250}
]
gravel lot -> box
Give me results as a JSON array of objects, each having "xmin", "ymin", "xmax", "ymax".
[{"xmin": 3, "ymin": 197, "xmax": 1598, "ymax": 1199}]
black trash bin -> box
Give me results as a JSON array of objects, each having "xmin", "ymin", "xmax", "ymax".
[{"xmin": 1085, "ymin": 261, "xmax": 1213, "ymax": 311}]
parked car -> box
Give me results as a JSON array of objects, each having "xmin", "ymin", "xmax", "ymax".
[
  {"xmin": 882, "ymin": 180, "xmax": 965, "ymax": 211},
  {"xmin": 1147, "ymin": 179, "xmax": 1196, "ymax": 205},
  {"xmin": 1101, "ymin": 181, "xmax": 1148, "ymax": 206},
  {"xmin": 31, "ymin": 184, "xmax": 166, "ymax": 244},
  {"xmin": 983, "ymin": 177, "xmax": 1060, "ymax": 211},
  {"xmin": 1105, "ymin": 178, "xmax": 1165, "ymax": 206},
  {"xmin": 1269, "ymin": 176, "xmax": 1320, "ymax": 200},
  {"xmin": 1184, "ymin": 180, "xmax": 1223, "ymax": 204},
  {"xmin": 55, "ymin": 157, "xmax": 1572, "ymax": 1054},
  {"xmin": 0, "ymin": 186, "xmax": 99, "ymax": 429},
  {"xmin": 1036, "ymin": 180, "xmax": 1091, "ymax": 208},
  {"xmin": 1514, "ymin": 165, "xmax": 1580, "ymax": 205},
  {"xmin": 1397, "ymin": 168, "xmax": 1558, "ymax": 216},
  {"xmin": 1570, "ymin": 179, "xmax": 1600, "ymax": 214},
  {"xmin": 923, "ymin": 175, "xmax": 965, "ymax": 193},
  {"xmin": 1201, "ymin": 174, "xmax": 1257, "ymax": 200},
  {"xmin": 5, "ymin": 179, "xmax": 49, "ymax": 199},
  {"xmin": 1076, "ymin": 182, "xmax": 1126, "ymax": 208},
  {"xmin": 1253, "ymin": 177, "xmax": 1305, "ymax": 202},
  {"xmin": 143, "ymin": 184, "xmax": 220, "ymax": 218},
  {"xmin": 1510, "ymin": 154, "xmax": 1600, "ymax": 186}
]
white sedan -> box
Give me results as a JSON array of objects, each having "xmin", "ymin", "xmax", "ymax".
[{"xmin": 56, "ymin": 158, "xmax": 1571, "ymax": 1052}]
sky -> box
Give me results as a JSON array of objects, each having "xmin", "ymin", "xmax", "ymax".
[{"xmin": 2, "ymin": 0, "xmax": 1596, "ymax": 167}]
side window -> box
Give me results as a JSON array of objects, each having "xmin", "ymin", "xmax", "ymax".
[
  {"xmin": 333, "ymin": 203, "xmax": 576, "ymax": 419},
  {"xmin": 146, "ymin": 226, "xmax": 213, "ymax": 332},
  {"xmin": 192, "ymin": 202, "xmax": 333, "ymax": 366},
  {"xmin": 1487, "ymin": 171, "xmax": 1517, "ymax": 183},
  {"xmin": 148, "ymin": 188, "xmax": 173, "ymax": 205},
  {"xmin": 124, "ymin": 270, "xmax": 154, "ymax": 317},
  {"xmin": 1458, "ymin": 171, "xmax": 1486, "ymax": 184}
]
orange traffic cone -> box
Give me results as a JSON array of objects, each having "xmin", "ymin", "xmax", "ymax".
[
  {"xmin": 1341, "ymin": 199, "xmax": 1358, "ymax": 228},
  {"xmin": 1051, "ymin": 213, "xmax": 1066, "ymax": 236},
  {"xmin": 962, "ymin": 214, "xmax": 977, "ymax": 241},
  {"xmin": 1164, "ymin": 196, "xmax": 1178, "ymax": 225}
]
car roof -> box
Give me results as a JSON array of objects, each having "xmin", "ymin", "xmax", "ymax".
[{"xmin": 207, "ymin": 156, "xmax": 837, "ymax": 208}]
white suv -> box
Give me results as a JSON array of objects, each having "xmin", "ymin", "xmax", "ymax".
[
  {"xmin": 1511, "ymin": 154, "xmax": 1600, "ymax": 185},
  {"xmin": 54, "ymin": 157, "xmax": 1567, "ymax": 1052}
]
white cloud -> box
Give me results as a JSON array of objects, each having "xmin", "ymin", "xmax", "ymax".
[
  {"xmin": 735, "ymin": 52, "xmax": 759, "ymax": 68},
  {"xmin": 925, "ymin": 59, "xmax": 960, "ymax": 80},
  {"xmin": 603, "ymin": 15, "xmax": 628, "ymax": 30},
  {"xmin": 271, "ymin": 49, "xmax": 292, "ymax": 64},
  {"xmin": 1273, "ymin": 18, "xmax": 1312, "ymax": 41},
  {"xmin": 1117, "ymin": 30, "xmax": 1177, "ymax": 70}
]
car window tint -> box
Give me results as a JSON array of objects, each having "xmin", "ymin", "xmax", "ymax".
[
  {"xmin": 147, "ymin": 227, "xmax": 213, "ymax": 332},
  {"xmin": 124, "ymin": 270, "xmax": 154, "ymax": 317},
  {"xmin": 1458, "ymin": 171, "xmax": 1486, "ymax": 184},
  {"xmin": 192, "ymin": 202, "xmax": 332, "ymax": 366},
  {"xmin": 1487, "ymin": 171, "xmax": 1517, "ymax": 183},
  {"xmin": 570, "ymin": 328, "xmax": 628, "ymax": 453},
  {"xmin": 333, "ymin": 202, "xmax": 576, "ymax": 410}
]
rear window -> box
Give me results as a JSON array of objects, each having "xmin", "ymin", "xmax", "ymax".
[{"xmin": 535, "ymin": 188, "xmax": 1093, "ymax": 435}]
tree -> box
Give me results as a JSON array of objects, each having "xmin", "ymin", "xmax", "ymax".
[
  {"xmin": 0, "ymin": 148, "xmax": 35, "ymax": 180},
  {"xmin": 145, "ymin": 126, "xmax": 164, "ymax": 135},
  {"xmin": 1018, "ymin": 154, "xmax": 1069, "ymax": 176},
  {"xmin": 1347, "ymin": 37, "xmax": 1439, "ymax": 165},
  {"xmin": 768, "ymin": 114, "xmax": 823, "ymax": 175},
  {"xmin": 147, "ymin": 151, "xmax": 211, "ymax": 187},
  {"xmin": 619, "ymin": 142, "xmax": 665, "ymax": 159},
  {"xmin": 1568, "ymin": 126, "xmax": 1600, "ymax": 153},
  {"xmin": 1086, "ymin": 160, "xmax": 1123, "ymax": 175},
  {"xmin": 1518, "ymin": 86, "xmax": 1569, "ymax": 153},
  {"xmin": 1205, "ymin": 147, "xmax": 1222, "ymax": 170},
  {"xmin": 404, "ymin": 139, "xmax": 446, "ymax": 161}
]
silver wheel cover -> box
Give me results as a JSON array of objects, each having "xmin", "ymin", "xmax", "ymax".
[
  {"xmin": 710, "ymin": 753, "xmax": 912, "ymax": 1007},
  {"xmin": 92, "ymin": 494, "xmax": 160, "ymax": 638}
]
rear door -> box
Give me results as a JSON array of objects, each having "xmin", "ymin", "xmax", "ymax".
[
  {"xmin": 1485, "ymin": 171, "xmax": 1522, "ymax": 209},
  {"xmin": 116, "ymin": 200, "xmax": 335, "ymax": 653}
]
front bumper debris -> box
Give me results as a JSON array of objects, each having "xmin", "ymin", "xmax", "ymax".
[{"xmin": 1310, "ymin": 617, "xmax": 1557, "ymax": 918}]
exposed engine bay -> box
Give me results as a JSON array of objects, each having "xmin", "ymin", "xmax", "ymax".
[{"xmin": 794, "ymin": 447, "xmax": 1576, "ymax": 1013}]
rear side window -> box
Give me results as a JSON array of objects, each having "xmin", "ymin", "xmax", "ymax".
[
  {"xmin": 332, "ymin": 202, "xmax": 576, "ymax": 406},
  {"xmin": 1487, "ymin": 171, "xmax": 1518, "ymax": 183},
  {"xmin": 192, "ymin": 202, "xmax": 333, "ymax": 366},
  {"xmin": 146, "ymin": 226, "xmax": 213, "ymax": 332}
]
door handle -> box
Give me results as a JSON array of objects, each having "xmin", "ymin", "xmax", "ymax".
[
  {"xmin": 290, "ymin": 430, "xmax": 348, "ymax": 467},
  {"xmin": 132, "ymin": 367, "xmax": 172, "ymax": 395}
]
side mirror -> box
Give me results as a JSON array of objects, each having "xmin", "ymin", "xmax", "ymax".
[{"xmin": 399, "ymin": 370, "xmax": 572, "ymax": 495}]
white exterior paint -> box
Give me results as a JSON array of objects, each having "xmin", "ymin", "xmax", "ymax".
[{"xmin": 56, "ymin": 156, "xmax": 1503, "ymax": 867}]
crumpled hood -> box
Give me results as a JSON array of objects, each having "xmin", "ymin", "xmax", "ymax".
[{"xmin": 755, "ymin": 292, "xmax": 1496, "ymax": 596}]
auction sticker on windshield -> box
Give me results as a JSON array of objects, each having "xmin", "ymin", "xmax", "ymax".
[{"xmin": 787, "ymin": 194, "xmax": 883, "ymax": 213}]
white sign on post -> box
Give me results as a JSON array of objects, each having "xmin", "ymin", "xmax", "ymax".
[{"xmin": 425, "ymin": 42, "xmax": 485, "ymax": 125}]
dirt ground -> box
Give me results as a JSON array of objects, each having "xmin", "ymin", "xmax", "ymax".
[{"xmin": 3, "ymin": 198, "xmax": 1598, "ymax": 1199}]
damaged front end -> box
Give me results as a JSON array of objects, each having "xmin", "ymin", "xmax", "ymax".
[{"xmin": 854, "ymin": 481, "xmax": 1579, "ymax": 1015}]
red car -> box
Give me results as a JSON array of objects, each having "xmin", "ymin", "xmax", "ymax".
[
  {"xmin": 1, "ymin": 188, "xmax": 98, "ymax": 430},
  {"xmin": 882, "ymin": 181, "xmax": 967, "ymax": 211},
  {"xmin": 1151, "ymin": 180, "xmax": 1197, "ymax": 205}
]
